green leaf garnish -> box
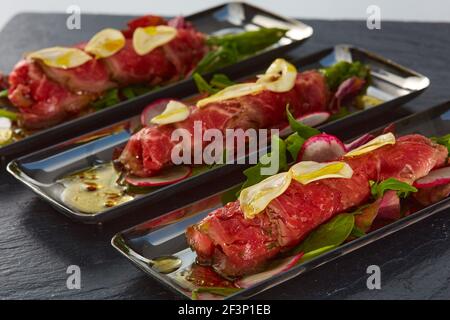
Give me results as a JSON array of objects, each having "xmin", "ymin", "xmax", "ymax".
[
  {"xmin": 298, "ymin": 245, "xmax": 337, "ymax": 263},
  {"xmin": 194, "ymin": 28, "xmax": 286, "ymax": 74},
  {"xmin": 286, "ymin": 105, "xmax": 321, "ymax": 139},
  {"xmin": 431, "ymin": 134, "xmax": 450, "ymax": 153},
  {"xmin": 210, "ymin": 73, "xmax": 235, "ymax": 89},
  {"xmin": 92, "ymin": 88, "xmax": 120, "ymax": 110},
  {"xmin": 191, "ymin": 286, "xmax": 241, "ymax": 299},
  {"xmin": 121, "ymin": 84, "xmax": 152, "ymax": 100},
  {"xmin": 193, "ymin": 73, "xmax": 217, "ymax": 94},
  {"xmin": 321, "ymin": 61, "xmax": 370, "ymax": 92},
  {"xmin": 240, "ymin": 135, "xmax": 287, "ymax": 190},
  {"xmin": 193, "ymin": 73, "xmax": 235, "ymax": 95},
  {"xmin": 293, "ymin": 213, "xmax": 355, "ymax": 255},
  {"xmin": 206, "ymin": 28, "xmax": 287, "ymax": 57},
  {"xmin": 225, "ymin": 135, "xmax": 288, "ymax": 203},
  {"xmin": 0, "ymin": 89, "xmax": 8, "ymax": 99},
  {"xmin": 350, "ymin": 225, "xmax": 366, "ymax": 238},
  {"xmin": 285, "ymin": 132, "xmax": 305, "ymax": 160},
  {"xmin": 0, "ymin": 108, "xmax": 18, "ymax": 121},
  {"xmin": 370, "ymin": 178, "xmax": 417, "ymax": 199}
]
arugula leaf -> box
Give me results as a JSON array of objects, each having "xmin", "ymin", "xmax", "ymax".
[
  {"xmin": 293, "ymin": 213, "xmax": 355, "ymax": 254},
  {"xmin": 370, "ymin": 178, "xmax": 417, "ymax": 199},
  {"xmin": 193, "ymin": 73, "xmax": 235, "ymax": 95},
  {"xmin": 286, "ymin": 105, "xmax": 320, "ymax": 139},
  {"xmin": 350, "ymin": 225, "xmax": 367, "ymax": 238},
  {"xmin": 193, "ymin": 73, "xmax": 217, "ymax": 94},
  {"xmin": 285, "ymin": 132, "xmax": 305, "ymax": 160},
  {"xmin": 431, "ymin": 134, "xmax": 450, "ymax": 153},
  {"xmin": 194, "ymin": 28, "xmax": 286, "ymax": 74},
  {"xmin": 0, "ymin": 89, "xmax": 8, "ymax": 98},
  {"xmin": 210, "ymin": 73, "xmax": 235, "ymax": 89},
  {"xmin": 121, "ymin": 85, "xmax": 152, "ymax": 100},
  {"xmin": 91, "ymin": 88, "xmax": 120, "ymax": 110},
  {"xmin": 206, "ymin": 28, "xmax": 287, "ymax": 57},
  {"xmin": 240, "ymin": 135, "xmax": 287, "ymax": 190},
  {"xmin": 0, "ymin": 108, "xmax": 18, "ymax": 121},
  {"xmin": 191, "ymin": 286, "xmax": 241, "ymax": 299},
  {"xmin": 193, "ymin": 45, "xmax": 240, "ymax": 75},
  {"xmin": 298, "ymin": 245, "xmax": 337, "ymax": 263},
  {"xmin": 321, "ymin": 61, "xmax": 370, "ymax": 92},
  {"xmin": 92, "ymin": 84, "xmax": 154, "ymax": 110}
]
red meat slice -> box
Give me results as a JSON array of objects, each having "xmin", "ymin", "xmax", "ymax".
[
  {"xmin": 38, "ymin": 56, "xmax": 116, "ymax": 94},
  {"xmin": 102, "ymin": 39, "xmax": 177, "ymax": 85},
  {"xmin": 8, "ymin": 60, "xmax": 94, "ymax": 129},
  {"xmin": 186, "ymin": 135, "xmax": 448, "ymax": 277},
  {"xmin": 7, "ymin": 15, "xmax": 207, "ymax": 129},
  {"xmin": 121, "ymin": 15, "xmax": 167, "ymax": 38},
  {"xmin": 119, "ymin": 71, "xmax": 329, "ymax": 177}
]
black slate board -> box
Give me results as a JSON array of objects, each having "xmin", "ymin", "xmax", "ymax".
[{"xmin": 1, "ymin": 13, "xmax": 450, "ymax": 299}]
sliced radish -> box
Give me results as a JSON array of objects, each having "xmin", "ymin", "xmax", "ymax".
[
  {"xmin": 329, "ymin": 76, "xmax": 366, "ymax": 113},
  {"xmin": 126, "ymin": 165, "xmax": 192, "ymax": 187},
  {"xmin": 355, "ymin": 190, "xmax": 400, "ymax": 232},
  {"xmin": 236, "ymin": 253, "xmax": 303, "ymax": 289},
  {"xmin": 413, "ymin": 167, "xmax": 450, "ymax": 188},
  {"xmin": 298, "ymin": 133, "xmax": 346, "ymax": 162},
  {"xmin": 279, "ymin": 111, "xmax": 330, "ymax": 136},
  {"xmin": 345, "ymin": 133, "xmax": 375, "ymax": 151},
  {"xmin": 141, "ymin": 98, "xmax": 182, "ymax": 127},
  {"xmin": 377, "ymin": 190, "xmax": 401, "ymax": 220}
]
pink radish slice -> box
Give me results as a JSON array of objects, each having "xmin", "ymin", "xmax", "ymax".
[
  {"xmin": 344, "ymin": 133, "xmax": 375, "ymax": 151},
  {"xmin": 236, "ymin": 253, "xmax": 303, "ymax": 289},
  {"xmin": 126, "ymin": 165, "xmax": 192, "ymax": 187},
  {"xmin": 298, "ymin": 133, "xmax": 346, "ymax": 162},
  {"xmin": 279, "ymin": 111, "xmax": 330, "ymax": 136},
  {"xmin": 329, "ymin": 76, "xmax": 366, "ymax": 113},
  {"xmin": 377, "ymin": 190, "xmax": 401, "ymax": 220},
  {"xmin": 140, "ymin": 98, "xmax": 181, "ymax": 127},
  {"xmin": 413, "ymin": 167, "xmax": 450, "ymax": 188}
]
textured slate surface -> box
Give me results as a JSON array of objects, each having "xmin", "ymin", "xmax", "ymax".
[{"xmin": 1, "ymin": 13, "xmax": 450, "ymax": 300}]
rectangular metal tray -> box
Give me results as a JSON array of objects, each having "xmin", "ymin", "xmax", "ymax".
[
  {"xmin": 0, "ymin": 1, "xmax": 313, "ymax": 158},
  {"xmin": 7, "ymin": 45, "xmax": 430, "ymax": 223},
  {"xmin": 111, "ymin": 100, "xmax": 450, "ymax": 300}
]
